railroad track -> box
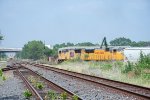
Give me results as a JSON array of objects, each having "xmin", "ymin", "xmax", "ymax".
[
  {"xmin": 15, "ymin": 64, "xmax": 82, "ymax": 100},
  {"xmin": 23, "ymin": 63, "xmax": 150, "ymax": 100},
  {"xmin": 1, "ymin": 66, "xmax": 21, "ymax": 72}
]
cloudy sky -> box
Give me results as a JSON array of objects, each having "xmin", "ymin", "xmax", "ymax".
[{"xmin": 0, "ymin": 0, "xmax": 150, "ymax": 48}]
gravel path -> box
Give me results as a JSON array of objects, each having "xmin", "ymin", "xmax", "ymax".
[
  {"xmin": 26, "ymin": 64, "xmax": 139, "ymax": 100},
  {"xmin": 0, "ymin": 71, "xmax": 26, "ymax": 100}
]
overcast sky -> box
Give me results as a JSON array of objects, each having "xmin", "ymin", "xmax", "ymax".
[{"xmin": 0, "ymin": 0, "xmax": 150, "ymax": 48}]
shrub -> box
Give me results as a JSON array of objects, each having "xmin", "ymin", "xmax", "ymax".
[
  {"xmin": 138, "ymin": 52, "xmax": 150, "ymax": 69},
  {"xmin": 122, "ymin": 61, "xmax": 133, "ymax": 73}
]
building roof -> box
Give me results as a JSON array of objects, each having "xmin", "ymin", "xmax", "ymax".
[{"xmin": 58, "ymin": 46, "xmax": 130, "ymax": 51}]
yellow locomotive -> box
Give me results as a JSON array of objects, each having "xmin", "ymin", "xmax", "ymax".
[{"xmin": 58, "ymin": 37, "xmax": 124, "ymax": 62}]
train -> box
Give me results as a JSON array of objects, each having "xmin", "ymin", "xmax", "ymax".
[{"xmin": 58, "ymin": 37, "xmax": 125, "ymax": 62}]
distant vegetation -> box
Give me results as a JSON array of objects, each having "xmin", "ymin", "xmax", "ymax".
[
  {"xmin": 18, "ymin": 40, "xmax": 53, "ymax": 60},
  {"xmin": 0, "ymin": 34, "xmax": 3, "ymax": 40},
  {"xmin": 110, "ymin": 37, "xmax": 150, "ymax": 47},
  {"xmin": 17, "ymin": 37, "xmax": 150, "ymax": 60}
]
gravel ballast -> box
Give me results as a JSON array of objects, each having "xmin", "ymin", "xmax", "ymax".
[
  {"xmin": 0, "ymin": 71, "xmax": 26, "ymax": 100},
  {"xmin": 26, "ymin": 64, "xmax": 139, "ymax": 100}
]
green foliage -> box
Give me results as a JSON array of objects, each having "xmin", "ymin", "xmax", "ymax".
[
  {"xmin": 36, "ymin": 82, "xmax": 44, "ymax": 89},
  {"xmin": 101, "ymin": 63, "xmax": 112, "ymax": 70},
  {"xmin": 2, "ymin": 76, "xmax": 6, "ymax": 81},
  {"xmin": 122, "ymin": 61, "xmax": 133, "ymax": 73},
  {"xmin": 114, "ymin": 61, "xmax": 124, "ymax": 67},
  {"xmin": 21, "ymin": 40, "xmax": 52, "ymax": 60},
  {"xmin": 76, "ymin": 42, "xmax": 95, "ymax": 46},
  {"xmin": 46, "ymin": 90, "xmax": 57, "ymax": 100},
  {"xmin": 131, "ymin": 41, "xmax": 150, "ymax": 47},
  {"xmin": 0, "ymin": 34, "xmax": 3, "ymax": 40},
  {"xmin": 23, "ymin": 89, "xmax": 32, "ymax": 99},
  {"xmin": 0, "ymin": 69, "xmax": 2, "ymax": 77},
  {"xmin": 0, "ymin": 69, "xmax": 6, "ymax": 81},
  {"xmin": 138, "ymin": 52, "xmax": 150, "ymax": 69},
  {"xmin": 110, "ymin": 37, "xmax": 150, "ymax": 47},
  {"xmin": 72, "ymin": 95, "xmax": 79, "ymax": 100},
  {"xmin": 141, "ymin": 73, "xmax": 150, "ymax": 80},
  {"xmin": 110, "ymin": 37, "xmax": 132, "ymax": 46},
  {"xmin": 60, "ymin": 92, "xmax": 67, "ymax": 100},
  {"xmin": 122, "ymin": 52, "xmax": 150, "ymax": 80}
]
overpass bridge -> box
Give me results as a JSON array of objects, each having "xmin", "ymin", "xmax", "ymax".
[{"xmin": 0, "ymin": 48, "xmax": 22, "ymax": 58}]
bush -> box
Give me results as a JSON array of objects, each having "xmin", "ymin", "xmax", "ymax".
[
  {"xmin": 122, "ymin": 52, "xmax": 150, "ymax": 79},
  {"xmin": 122, "ymin": 61, "xmax": 133, "ymax": 73},
  {"xmin": 138, "ymin": 52, "xmax": 150, "ymax": 69}
]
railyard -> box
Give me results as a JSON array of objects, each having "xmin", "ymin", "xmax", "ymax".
[
  {"xmin": 0, "ymin": 61, "xmax": 150, "ymax": 100},
  {"xmin": 1, "ymin": 1, "xmax": 150, "ymax": 99}
]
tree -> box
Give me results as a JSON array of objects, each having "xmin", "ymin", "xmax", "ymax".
[
  {"xmin": 0, "ymin": 34, "xmax": 3, "ymax": 40},
  {"xmin": 76, "ymin": 42, "xmax": 95, "ymax": 46},
  {"xmin": 110, "ymin": 37, "xmax": 132, "ymax": 46},
  {"xmin": 21, "ymin": 40, "xmax": 51, "ymax": 60},
  {"xmin": 131, "ymin": 41, "xmax": 150, "ymax": 47}
]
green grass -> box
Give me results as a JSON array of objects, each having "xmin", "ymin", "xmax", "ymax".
[
  {"xmin": 49, "ymin": 59, "xmax": 150, "ymax": 87},
  {"xmin": 23, "ymin": 89, "xmax": 32, "ymax": 99}
]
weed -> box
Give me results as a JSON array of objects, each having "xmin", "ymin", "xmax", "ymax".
[
  {"xmin": 23, "ymin": 89, "xmax": 32, "ymax": 99},
  {"xmin": 0, "ymin": 69, "xmax": 6, "ymax": 82},
  {"xmin": 0, "ymin": 69, "xmax": 3, "ymax": 77},
  {"xmin": 72, "ymin": 95, "xmax": 79, "ymax": 100},
  {"xmin": 122, "ymin": 61, "xmax": 133, "ymax": 73},
  {"xmin": 45, "ymin": 90, "xmax": 57, "ymax": 100},
  {"xmin": 36, "ymin": 82, "xmax": 44, "ymax": 89},
  {"xmin": 60, "ymin": 92, "xmax": 67, "ymax": 100},
  {"xmin": 2, "ymin": 76, "xmax": 6, "ymax": 81}
]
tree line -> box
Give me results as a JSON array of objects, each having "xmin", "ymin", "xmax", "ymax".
[
  {"xmin": 16, "ymin": 37, "xmax": 150, "ymax": 60},
  {"xmin": 110, "ymin": 37, "xmax": 150, "ymax": 47}
]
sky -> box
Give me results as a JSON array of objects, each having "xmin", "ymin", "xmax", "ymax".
[{"xmin": 0, "ymin": 0, "xmax": 150, "ymax": 48}]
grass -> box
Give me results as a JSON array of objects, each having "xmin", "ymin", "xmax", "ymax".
[
  {"xmin": 36, "ymin": 82, "xmax": 44, "ymax": 89},
  {"xmin": 50, "ymin": 59, "xmax": 150, "ymax": 87},
  {"xmin": 0, "ymin": 61, "xmax": 7, "ymax": 68},
  {"xmin": 45, "ymin": 90, "xmax": 57, "ymax": 100},
  {"xmin": 23, "ymin": 89, "xmax": 32, "ymax": 99}
]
